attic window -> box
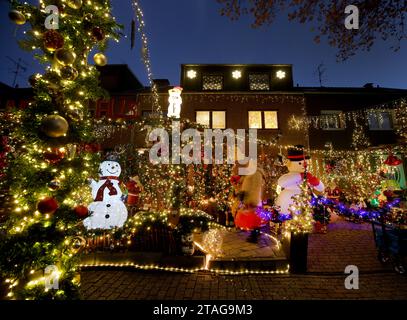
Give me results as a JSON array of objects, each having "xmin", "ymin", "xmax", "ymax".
[
  {"xmin": 249, "ymin": 73, "xmax": 270, "ymax": 91},
  {"xmin": 202, "ymin": 75, "xmax": 223, "ymax": 91}
]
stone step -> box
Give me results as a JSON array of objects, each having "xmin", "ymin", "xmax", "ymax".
[
  {"xmin": 209, "ymin": 257, "xmax": 288, "ymax": 271},
  {"xmin": 193, "ymin": 229, "xmax": 289, "ymax": 271}
]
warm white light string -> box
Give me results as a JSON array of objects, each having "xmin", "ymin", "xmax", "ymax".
[
  {"xmin": 79, "ymin": 222, "xmax": 288, "ymax": 275},
  {"xmin": 131, "ymin": 0, "xmax": 161, "ymax": 113}
]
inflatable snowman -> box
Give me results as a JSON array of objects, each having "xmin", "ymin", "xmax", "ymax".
[
  {"xmin": 167, "ymin": 86, "xmax": 183, "ymax": 118},
  {"xmin": 83, "ymin": 155, "xmax": 128, "ymax": 230},
  {"xmin": 275, "ymin": 145, "xmax": 324, "ymax": 215}
]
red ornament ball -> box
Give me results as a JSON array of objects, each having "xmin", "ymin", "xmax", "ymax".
[
  {"xmin": 44, "ymin": 148, "xmax": 66, "ymax": 164},
  {"xmin": 37, "ymin": 197, "xmax": 59, "ymax": 214},
  {"xmin": 74, "ymin": 205, "xmax": 89, "ymax": 218},
  {"xmin": 43, "ymin": 30, "xmax": 64, "ymax": 51},
  {"xmin": 92, "ymin": 27, "xmax": 105, "ymax": 41}
]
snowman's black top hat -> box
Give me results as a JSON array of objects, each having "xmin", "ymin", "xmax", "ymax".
[
  {"xmin": 105, "ymin": 153, "xmax": 119, "ymax": 162},
  {"xmin": 287, "ymin": 145, "xmax": 310, "ymax": 161}
]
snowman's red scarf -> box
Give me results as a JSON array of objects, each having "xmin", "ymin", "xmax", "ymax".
[{"xmin": 95, "ymin": 176, "xmax": 120, "ymax": 201}]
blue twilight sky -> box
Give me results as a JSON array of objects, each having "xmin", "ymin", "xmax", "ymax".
[{"xmin": 0, "ymin": 0, "xmax": 406, "ymax": 89}]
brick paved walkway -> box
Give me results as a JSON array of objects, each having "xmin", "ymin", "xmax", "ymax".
[{"xmin": 80, "ymin": 216, "xmax": 407, "ymax": 300}]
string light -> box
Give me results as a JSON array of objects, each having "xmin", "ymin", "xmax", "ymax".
[
  {"xmin": 131, "ymin": 0, "xmax": 161, "ymax": 113},
  {"xmin": 79, "ymin": 262, "xmax": 290, "ymax": 275}
]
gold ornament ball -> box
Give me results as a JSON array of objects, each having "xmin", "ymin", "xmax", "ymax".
[
  {"xmin": 93, "ymin": 53, "xmax": 107, "ymax": 66},
  {"xmin": 60, "ymin": 65, "xmax": 78, "ymax": 81},
  {"xmin": 67, "ymin": 0, "xmax": 82, "ymax": 9},
  {"xmin": 9, "ymin": 10, "xmax": 26, "ymax": 25},
  {"xmin": 41, "ymin": 115, "xmax": 69, "ymax": 138},
  {"xmin": 55, "ymin": 48, "xmax": 76, "ymax": 66}
]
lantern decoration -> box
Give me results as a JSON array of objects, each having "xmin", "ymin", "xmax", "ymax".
[
  {"xmin": 66, "ymin": 107, "xmax": 83, "ymax": 122},
  {"xmin": 71, "ymin": 236, "xmax": 86, "ymax": 254},
  {"xmin": 8, "ymin": 10, "xmax": 26, "ymax": 25},
  {"xmin": 37, "ymin": 197, "xmax": 59, "ymax": 214},
  {"xmin": 66, "ymin": 0, "xmax": 82, "ymax": 9},
  {"xmin": 93, "ymin": 53, "xmax": 107, "ymax": 66},
  {"xmin": 43, "ymin": 30, "xmax": 64, "ymax": 52},
  {"xmin": 65, "ymin": 144, "xmax": 77, "ymax": 160},
  {"xmin": 41, "ymin": 115, "xmax": 69, "ymax": 138},
  {"xmin": 60, "ymin": 65, "xmax": 78, "ymax": 81},
  {"xmin": 180, "ymin": 233, "xmax": 195, "ymax": 256},
  {"xmin": 92, "ymin": 27, "xmax": 105, "ymax": 41},
  {"xmin": 55, "ymin": 48, "xmax": 76, "ymax": 65},
  {"xmin": 48, "ymin": 179, "xmax": 61, "ymax": 191},
  {"xmin": 384, "ymin": 152, "xmax": 402, "ymax": 166}
]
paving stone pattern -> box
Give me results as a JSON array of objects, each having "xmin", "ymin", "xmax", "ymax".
[{"xmin": 81, "ymin": 217, "xmax": 407, "ymax": 300}]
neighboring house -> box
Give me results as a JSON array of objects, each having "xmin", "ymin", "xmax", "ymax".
[
  {"xmin": 2, "ymin": 63, "xmax": 407, "ymax": 151},
  {"xmin": 137, "ymin": 64, "xmax": 407, "ymax": 151}
]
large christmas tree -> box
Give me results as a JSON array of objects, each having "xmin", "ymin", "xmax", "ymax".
[{"xmin": 0, "ymin": 0, "xmax": 121, "ymax": 299}]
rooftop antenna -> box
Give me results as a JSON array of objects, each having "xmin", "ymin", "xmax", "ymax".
[
  {"xmin": 6, "ymin": 56, "xmax": 29, "ymax": 88},
  {"xmin": 315, "ymin": 62, "xmax": 326, "ymax": 87}
]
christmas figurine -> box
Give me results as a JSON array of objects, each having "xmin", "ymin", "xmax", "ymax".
[
  {"xmin": 167, "ymin": 86, "xmax": 183, "ymax": 118},
  {"xmin": 126, "ymin": 175, "xmax": 143, "ymax": 206},
  {"xmin": 275, "ymin": 145, "xmax": 324, "ymax": 215},
  {"xmin": 234, "ymin": 159, "xmax": 266, "ymax": 243},
  {"xmin": 83, "ymin": 154, "xmax": 128, "ymax": 230}
]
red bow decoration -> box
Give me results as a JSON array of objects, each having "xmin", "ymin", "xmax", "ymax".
[
  {"xmin": 95, "ymin": 178, "xmax": 118, "ymax": 201},
  {"xmin": 384, "ymin": 153, "xmax": 402, "ymax": 166}
]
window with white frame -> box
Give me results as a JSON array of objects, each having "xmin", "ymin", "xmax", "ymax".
[
  {"xmin": 196, "ymin": 111, "xmax": 226, "ymax": 129},
  {"xmin": 320, "ymin": 110, "xmax": 345, "ymax": 130},
  {"xmin": 368, "ymin": 110, "xmax": 393, "ymax": 130},
  {"xmin": 248, "ymin": 111, "xmax": 278, "ymax": 129}
]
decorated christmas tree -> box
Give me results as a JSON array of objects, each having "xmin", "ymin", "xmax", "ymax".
[
  {"xmin": 286, "ymin": 178, "xmax": 314, "ymax": 234},
  {"xmin": 0, "ymin": 0, "xmax": 121, "ymax": 299}
]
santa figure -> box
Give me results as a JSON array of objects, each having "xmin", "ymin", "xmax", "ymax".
[
  {"xmin": 275, "ymin": 145, "xmax": 324, "ymax": 215},
  {"xmin": 233, "ymin": 159, "xmax": 267, "ymax": 242},
  {"xmin": 167, "ymin": 86, "xmax": 183, "ymax": 118}
]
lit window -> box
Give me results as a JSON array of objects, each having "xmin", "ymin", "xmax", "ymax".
[
  {"xmin": 202, "ymin": 75, "xmax": 223, "ymax": 91},
  {"xmin": 368, "ymin": 111, "xmax": 393, "ymax": 130},
  {"xmin": 212, "ymin": 111, "xmax": 226, "ymax": 129},
  {"xmin": 196, "ymin": 111, "xmax": 226, "ymax": 129},
  {"xmin": 248, "ymin": 111, "xmax": 278, "ymax": 129},
  {"xmin": 276, "ymin": 70, "xmax": 286, "ymax": 79},
  {"xmin": 187, "ymin": 70, "xmax": 197, "ymax": 79},
  {"xmin": 320, "ymin": 110, "xmax": 345, "ymax": 130},
  {"xmin": 249, "ymin": 74, "xmax": 270, "ymax": 91},
  {"xmin": 232, "ymin": 70, "xmax": 241, "ymax": 79},
  {"xmin": 248, "ymin": 111, "xmax": 262, "ymax": 128},
  {"xmin": 196, "ymin": 111, "xmax": 210, "ymax": 127},
  {"xmin": 264, "ymin": 111, "xmax": 278, "ymax": 129}
]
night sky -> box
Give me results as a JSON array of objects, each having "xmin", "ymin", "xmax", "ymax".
[{"xmin": 1, "ymin": 0, "xmax": 406, "ymax": 89}]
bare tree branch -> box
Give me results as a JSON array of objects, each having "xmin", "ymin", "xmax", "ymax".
[{"xmin": 216, "ymin": 0, "xmax": 407, "ymax": 60}]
